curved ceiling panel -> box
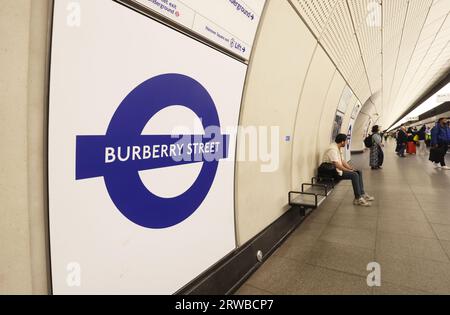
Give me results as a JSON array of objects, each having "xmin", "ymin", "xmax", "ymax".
[{"xmin": 291, "ymin": 0, "xmax": 450, "ymax": 129}]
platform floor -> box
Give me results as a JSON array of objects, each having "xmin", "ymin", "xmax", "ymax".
[{"xmin": 237, "ymin": 140, "xmax": 450, "ymax": 295}]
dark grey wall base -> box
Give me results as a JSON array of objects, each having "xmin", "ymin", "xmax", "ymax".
[
  {"xmin": 176, "ymin": 206, "xmax": 306, "ymax": 295},
  {"xmin": 351, "ymin": 150, "xmax": 365, "ymax": 154}
]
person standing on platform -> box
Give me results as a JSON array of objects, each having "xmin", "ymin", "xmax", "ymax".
[
  {"xmin": 370, "ymin": 125, "xmax": 384, "ymax": 170},
  {"xmin": 425, "ymin": 126, "xmax": 432, "ymax": 148},
  {"xmin": 406, "ymin": 127, "xmax": 417, "ymax": 155},
  {"xmin": 417, "ymin": 125, "xmax": 427, "ymax": 155},
  {"xmin": 430, "ymin": 118, "xmax": 450, "ymax": 170},
  {"xmin": 397, "ymin": 125, "xmax": 408, "ymax": 158}
]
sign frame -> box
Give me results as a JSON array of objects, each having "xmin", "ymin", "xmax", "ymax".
[{"xmin": 48, "ymin": 0, "xmax": 248, "ymax": 294}]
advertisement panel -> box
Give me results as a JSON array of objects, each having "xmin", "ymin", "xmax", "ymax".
[
  {"xmin": 331, "ymin": 113, "xmax": 344, "ymax": 143},
  {"xmin": 337, "ymin": 86, "xmax": 353, "ymax": 114},
  {"xmin": 49, "ymin": 0, "xmax": 246, "ymax": 294},
  {"xmin": 346, "ymin": 102, "xmax": 361, "ymax": 161}
]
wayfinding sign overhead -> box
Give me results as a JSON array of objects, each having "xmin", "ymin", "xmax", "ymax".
[
  {"xmin": 130, "ymin": 0, "xmax": 266, "ymax": 60},
  {"xmin": 437, "ymin": 93, "xmax": 450, "ymax": 104}
]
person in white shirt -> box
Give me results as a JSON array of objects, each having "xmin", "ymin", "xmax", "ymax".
[{"xmin": 323, "ymin": 134, "xmax": 375, "ymax": 207}]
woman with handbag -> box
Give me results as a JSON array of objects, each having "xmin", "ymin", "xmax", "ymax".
[
  {"xmin": 416, "ymin": 125, "xmax": 427, "ymax": 155},
  {"xmin": 370, "ymin": 125, "xmax": 384, "ymax": 170},
  {"xmin": 406, "ymin": 127, "xmax": 417, "ymax": 154},
  {"xmin": 430, "ymin": 118, "xmax": 450, "ymax": 170}
]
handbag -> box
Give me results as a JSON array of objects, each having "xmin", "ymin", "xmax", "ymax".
[{"xmin": 429, "ymin": 147, "xmax": 441, "ymax": 163}]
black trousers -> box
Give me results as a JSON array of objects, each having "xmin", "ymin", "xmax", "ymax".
[
  {"xmin": 437, "ymin": 144, "xmax": 449, "ymax": 166},
  {"xmin": 378, "ymin": 149, "xmax": 384, "ymax": 166}
]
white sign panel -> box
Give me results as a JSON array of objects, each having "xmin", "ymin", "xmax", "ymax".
[
  {"xmin": 351, "ymin": 102, "xmax": 362, "ymax": 119},
  {"xmin": 345, "ymin": 102, "xmax": 361, "ymax": 161},
  {"xmin": 345, "ymin": 120, "xmax": 355, "ymax": 162},
  {"xmin": 337, "ymin": 86, "xmax": 353, "ymax": 114},
  {"xmin": 407, "ymin": 116, "xmax": 420, "ymax": 122},
  {"xmin": 49, "ymin": 0, "xmax": 246, "ymax": 294},
  {"xmin": 131, "ymin": 0, "xmax": 266, "ymax": 59},
  {"xmin": 331, "ymin": 112, "xmax": 344, "ymax": 143},
  {"xmin": 437, "ymin": 93, "xmax": 450, "ymax": 104}
]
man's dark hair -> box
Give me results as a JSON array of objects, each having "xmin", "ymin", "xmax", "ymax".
[
  {"xmin": 372, "ymin": 125, "xmax": 379, "ymax": 133},
  {"xmin": 335, "ymin": 134, "xmax": 348, "ymax": 144}
]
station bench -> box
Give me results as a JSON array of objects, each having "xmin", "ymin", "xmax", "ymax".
[{"xmin": 289, "ymin": 175, "xmax": 340, "ymax": 217}]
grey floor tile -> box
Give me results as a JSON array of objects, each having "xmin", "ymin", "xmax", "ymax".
[
  {"xmin": 328, "ymin": 184, "xmax": 348, "ymax": 192},
  {"xmin": 367, "ymin": 186, "xmax": 412, "ymax": 195},
  {"xmin": 316, "ymin": 199, "xmax": 342, "ymax": 212},
  {"xmin": 306, "ymin": 209, "xmax": 336, "ymax": 224},
  {"xmin": 432, "ymin": 224, "xmax": 450, "ymax": 241},
  {"xmin": 339, "ymin": 199, "xmax": 361, "ymax": 207},
  {"xmin": 329, "ymin": 212, "xmax": 377, "ymax": 231},
  {"xmin": 415, "ymin": 195, "xmax": 447, "ymax": 206},
  {"xmin": 319, "ymin": 226, "xmax": 376, "ymax": 250},
  {"xmin": 234, "ymin": 284, "xmax": 273, "ymax": 295},
  {"xmin": 441, "ymin": 240, "xmax": 450, "ymax": 258},
  {"xmin": 411, "ymin": 186, "xmax": 449, "ymax": 196},
  {"xmin": 329, "ymin": 189, "xmax": 350, "ymax": 197},
  {"xmin": 307, "ymin": 241, "xmax": 374, "ymax": 277},
  {"xmin": 335, "ymin": 205, "xmax": 379, "ymax": 218},
  {"xmin": 284, "ymin": 264, "xmax": 372, "ymax": 295},
  {"xmin": 378, "ymin": 207, "xmax": 428, "ymax": 222},
  {"xmin": 376, "ymin": 253, "xmax": 450, "ymax": 294},
  {"xmin": 378, "ymin": 199, "xmax": 422, "ymax": 211},
  {"xmin": 376, "ymin": 232, "xmax": 449, "ymax": 263},
  {"xmin": 424, "ymin": 210, "xmax": 450, "ymax": 225},
  {"xmin": 331, "ymin": 187, "xmax": 351, "ymax": 194},
  {"xmin": 325, "ymin": 197, "xmax": 346, "ymax": 205},
  {"xmin": 336, "ymin": 181, "xmax": 353, "ymax": 188},
  {"xmin": 407, "ymin": 185, "xmax": 443, "ymax": 194},
  {"xmin": 378, "ymin": 218, "xmax": 436, "ymax": 239},
  {"xmin": 373, "ymin": 192, "xmax": 417, "ymax": 202},
  {"xmin": 288, "ymin": 221, "xmax": 326, "ymax": 245},
  {"xmin": 420, "ymin": 202, "xmax": 450, "ymax": 213},
  {"xmin": 245, "ymin": 256, "xmax": 303, "ymax": 294},
  {"xmin": 272, "ymin": 238, "xmax": 315, "ymax": 264}
]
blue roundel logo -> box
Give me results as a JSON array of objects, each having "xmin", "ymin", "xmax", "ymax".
[{"xmin": 75, "ymin": 74, "xmax": 229, "ymax": 229}]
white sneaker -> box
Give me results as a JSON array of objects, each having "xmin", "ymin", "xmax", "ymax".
[
  {"xmin": 442, "ymin": 166, "xmax": 450, "ymax": 170},
  {"xmin": 434, "ymin": 163, "xmax": 441, "ymax": 169},
  {"xmin": 362, "ymin": 194, "xmax": 375, "ymax": 202},
  {"xmin": 354, "ymin": 198, "xmax": 371, "ymax": 207}
]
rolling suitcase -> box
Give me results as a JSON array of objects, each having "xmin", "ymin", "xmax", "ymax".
[{"xmin": 407, "ymin": 141, "xmax": 416, "ymax": 154}]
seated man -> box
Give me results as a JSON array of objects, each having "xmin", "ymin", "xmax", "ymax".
[{"xmin": 323, "ymin": 134, "xmax": 375, "ymax": 207}]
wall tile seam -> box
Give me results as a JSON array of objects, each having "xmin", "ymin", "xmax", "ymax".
[
  {"xmin": 315, "ymin": 69, "xmax": 339, "ymax": 160},
  {"xmin": 25, "ymin": 0, "xmax": 52, "ymax": 294},
  {"xmin": 288, "ymin": 41, "xmax": 319, "ymax": 189},
  {"xmin": 234, "ymin": 0, "xmax": 271, "ymax": 246},
  {"xmin": 25, "ymin": 0, "xmax": 39, "ymax": 294},
  {"xmin": 3, "ymin": 0, "xmax": 35, "ymax": 294}
]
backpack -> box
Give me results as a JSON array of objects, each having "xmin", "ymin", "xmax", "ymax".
[
  {"xmin": 364, "ymin": 134, "xmax": 373, "ymax": 148},
  {"xmin": 318, "ymin": 162, "xmax": 339, "ymax": 179}
]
